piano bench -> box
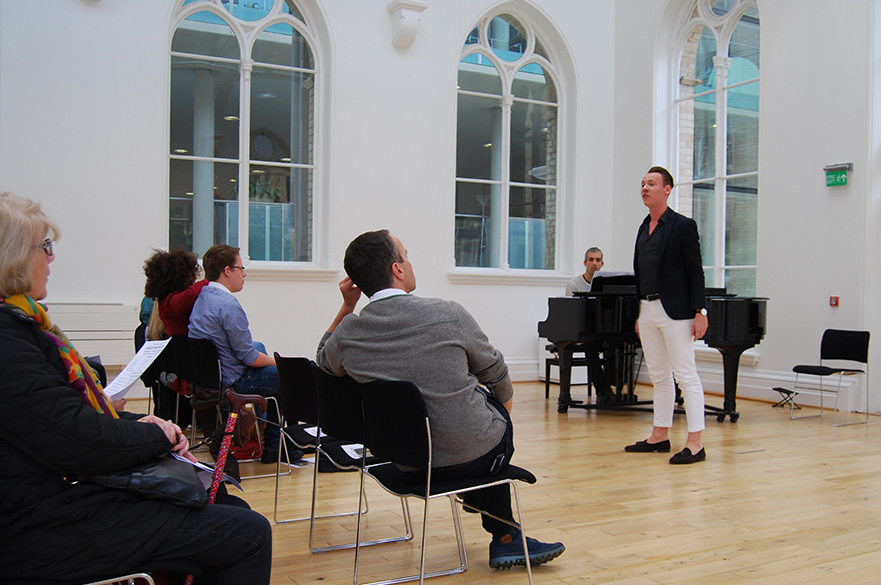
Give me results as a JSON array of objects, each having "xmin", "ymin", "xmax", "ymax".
[{"xmin": 545, "ymin": 356, "xmax": 590, "ymax": 399}]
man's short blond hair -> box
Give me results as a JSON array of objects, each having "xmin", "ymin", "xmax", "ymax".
[{"xmin": 0, "ymin": 193, "xmax": 60, "ymax": 297}]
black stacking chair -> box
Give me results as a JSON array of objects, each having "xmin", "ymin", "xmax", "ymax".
[
  {"xmin": 188, "ymin": 337, "xmax": 290, "ymax": 480},
  {"xmin": 308, "ymin": 362, "xmax": 412, "ymax": 553},
  {"xmin": 273, "ymin": 354, "xmax": 359, "ymax": 525},
  {"xmin": 355, "ymin": 379, "xmax": 539, "ymax": 585},
  {"xmin": 787, "ymin": 329, "xmax": 870, "ymax": 426}
]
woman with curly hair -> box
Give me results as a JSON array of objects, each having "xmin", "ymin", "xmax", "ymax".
[{"xmin": 143, "ymin": 247, "xmax": 207, "ymax": 337}]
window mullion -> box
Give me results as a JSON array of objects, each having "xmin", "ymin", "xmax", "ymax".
[
  {"xmin": 713, "ymin": 55, "xmax": 731, "ymax": 289},
  {"xmin": 499, "ymin": 93, "xmax": 513, "ymax": 270},
  {"xmin": 239, "ymin": 58, "xmax": 253, "ymax": 262}
]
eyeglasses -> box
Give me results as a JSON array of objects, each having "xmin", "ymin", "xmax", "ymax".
[
  {"xmin": 230, "ymin": 265, "xmax": 246, "ymax": 271},
  {"xmin": 33, "ymin": 239, "xmax": 53, "ymax": 257}
]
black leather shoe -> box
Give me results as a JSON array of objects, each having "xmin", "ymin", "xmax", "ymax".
[
  {"xmin": 624, "ymin": 439, "xmax": 671, "ymax": 453},
  {"xmin": 669, "ymin": 447, "xmax": 706, "ymax": 464}
]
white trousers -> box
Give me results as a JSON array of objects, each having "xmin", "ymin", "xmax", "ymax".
[{"xmin": 638, "ymin": 299, "xmax": 706, "ymax": 433}]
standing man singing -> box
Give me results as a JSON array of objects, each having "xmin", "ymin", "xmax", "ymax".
[{"xmin": 625, "ymin": 166, "xmax": 708, "ymax": 464}]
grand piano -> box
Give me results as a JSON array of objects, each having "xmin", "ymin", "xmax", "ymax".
[{"xmin": 538, "ymin": 277, "xmax": 767, "ymax": 421}]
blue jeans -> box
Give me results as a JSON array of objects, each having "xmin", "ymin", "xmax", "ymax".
[{"xmin": 231, "ymin": 343, "xmax": 281, "ymax": 451}]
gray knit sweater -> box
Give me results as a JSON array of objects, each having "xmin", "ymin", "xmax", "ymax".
[{"xmin": 316, "ymin": 294, "xmax": 512, "ymax": 467}]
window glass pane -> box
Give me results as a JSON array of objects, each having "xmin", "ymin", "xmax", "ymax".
[
  {"xmin": 678, "ymin": 95, "xmax": 716, "ymax": 184},
  {"xmin": 456, "ymin": 93, "xmax": 502, "ymax": 180},
  {"xmin": 724, "ymin": 267, "xmax": 756, "ymax": 296},
  {"xmin": 680, "ymin": 25, "xmax": 716, "ymax": 93},
  {"xmin": 726, "ymin": 79, "xmax": 758, "ymax": 175},
  {"xmin": 691, "ymin": 181, "xmax": 715, "ymax": 268},
  {"xmin": 489, "ymin": 14, "xmax": 527, "ymax": 62},
  {"xmin": 172, "ymin": 11, "xmax": 240, "ymax": 59},
  {"xmin": 253, "ymin": 22, "xmax": 313, "ymax": 69},
  {"xmin": 250, "ymin": 66, "xmax": 313, "ymax": 165},
  {"xmin": 533, "ymin": 37, "xmax": 549, "ymax": 63},
  {"xmin": 282, "ymin": 0, "xmax": 304, "ymax": 22},
  {"xmin": 458, "ymin": 55, "xmax": 501, "ymax": 95},
  {"xmin": 170, "ymin": 57, "xmax": 241, "ymax": 159},
  {"xmin": 245, "ymin": 165, "xmax": 311, "ymax": 261},
  {"xmin": 222, "ymin": 0, "xmax": 272, "ymax": 22},
  {"xmin": 510, "ymin": 100, "xmax": 557, "ymax": 186},
  {"xmin": 169, "ymin": 159, "xmax": 239, "ymax": 254},
  {"xmin": 464, "ymin": 25, "xmax": 479, "ymax": 46},
  {"xmin": 712, "ymin": 0, "xmax": 735, "ymax": 15},
  {"xmin": 509, "ymin": 186, "xmax": 554, "ymax": 269},
  {"xmin": 724, "ymin": 175, "xmax": 757, "ymax": 267},
  {"xmin": 455, "ymin": 181, "xmax": 500, "ymax": 267},
  {"xmin": 729, "ymin": 13, "xmax": 760, "ymax": 73},
  {"xmin": 512, "ymin": 62, "xmax": 556, "ymax": 102}
]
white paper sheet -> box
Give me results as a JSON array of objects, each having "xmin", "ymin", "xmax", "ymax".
[{"xmin": 103, "ymin": 338, "xmax": 171, "ymax": 399}]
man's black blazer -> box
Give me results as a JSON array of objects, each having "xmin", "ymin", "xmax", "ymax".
[{"xmin": 633, "ymin": 208, "xmax": 707, "ymax": 320}]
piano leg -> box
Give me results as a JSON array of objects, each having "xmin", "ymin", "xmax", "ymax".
[
  {"xmin": 704, "ymin": 345, "xmax": 747, "ymax": 422},
  {"xmin": 556, "ymin": 346, "xmax": 573, "ymax": 413}
]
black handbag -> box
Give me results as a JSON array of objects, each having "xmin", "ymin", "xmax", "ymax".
[{"xmin": 83, "ymin": 455, "xmax": 208, "ymax": 508}]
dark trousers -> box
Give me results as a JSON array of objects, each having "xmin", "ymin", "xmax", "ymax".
[
  {"xmin": 432, "ymin": 394, "xmax": 517, "ymax": 539},
  {"xmin": 140, "ymin": 502, "xmax": 272, "ymax": 585}
]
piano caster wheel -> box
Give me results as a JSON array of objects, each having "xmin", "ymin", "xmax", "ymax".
[
  {"xmin": 730, "ymin": 413, "xmax": 739, "ymax": 423},
  {"xmin": 557, "ymin": 403, "xmax": 569, "ymax": 414},
  {"xmin": 716, "ymin": 414, "xmax": 726, "ymax": 423},
  {"xmin": 716, "ymin": 413, "xmax": 740, "ymax": 423}
]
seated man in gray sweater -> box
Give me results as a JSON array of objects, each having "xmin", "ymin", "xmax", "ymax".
[{"xmin": 316, "ymin": 229, "xmax": 565, "ymax": 570}]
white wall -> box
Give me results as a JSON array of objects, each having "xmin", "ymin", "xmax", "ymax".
[{"xmin": 2, "ymin": 0, "xmax": 880, "ymax": 409}]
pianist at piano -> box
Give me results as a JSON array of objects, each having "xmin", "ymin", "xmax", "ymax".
[
  {"xmin": 565, "ymin": 247, "xmax": 615, "ymax": 403},
  {"xmin": 628, "ymin": 166, "xmax": 708, "ymax": 465}
]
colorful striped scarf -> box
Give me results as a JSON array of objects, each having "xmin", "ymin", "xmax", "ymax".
[{"xmin": 2, "ymin": 294, "xmax": 118, "ymax": 418}]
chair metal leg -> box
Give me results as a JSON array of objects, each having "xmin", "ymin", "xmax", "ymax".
[
  {"xmin": 832, "ymin": 373, "xmax": 869, "ymax": 426},
  {"xmin": 313, "ymin": 458, "xmax": 411, "ymax": 553},
  {"xmin": 789, "ymin": 373, "xmax": 823, "ymax": 421},
  {"xmin": 83, "ymin": 574, "xmax": 155, "ymax": 585},
  {"xmin": 239, "ymin": 397, "xmax": 294, "ymax": 480}
]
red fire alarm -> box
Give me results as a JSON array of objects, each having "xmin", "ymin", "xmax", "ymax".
[{"xmin": 830, "ymin": 296, "xmax": 840, "ymax": 307}]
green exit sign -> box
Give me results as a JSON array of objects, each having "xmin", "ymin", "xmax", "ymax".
[{"xmin": 826, "ymin": 170, "xmax": 848, "ymax": 187}]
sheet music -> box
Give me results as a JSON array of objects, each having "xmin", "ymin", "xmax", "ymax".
[{"xmin": 103, "ymin": 338, "xmax": 171, "ymax": 399}]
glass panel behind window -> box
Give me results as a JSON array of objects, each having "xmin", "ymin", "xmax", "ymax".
[
  {"xmin": 250, "ymin": 66, "xmax": 313, "ymax": 165},
  {"xmin": 489, "ymin": 14, "xmax": 527, "ymax": 62},
  {"xmin": 691, "ymin": 181, "xmax": 715, "ymax": 268},
  {"xmin": 726, "ymin": 79, "xmax": 758, "ymax": 175},
  {"xmin": 456, "ymin": 93, "xmax": 502, "ymax": 181},
  {"xmin": 170, "ymin": 57, "xmax": 240, "ymax": 159},
  {"xmin": 724, "ymin": 175, "xmax": 757, "ymax": 267},
  {"xmin": 455, "ymin": 181, "xmax": 500, "ymax": 267},
  {"xmin": 246, "ymin": 165, "xmax": 311, "ymax": 261},
  {"xmin": 508, "ymin": 185, "xmax": 554, "ymax": 270},
  {"xmin": 169, "ymin": 159, "xmax": 239, "ymax": 254},
  {"xmin": 252, "ymin": 22, "xmax": 313, "ymax": 69},
  {"xmin": 172, "ymin": 12, "xmax": 240, "ymax": 59},
  {"xmin": 510, "ymin": 100, "xmax": 557, "ymax": 185}
]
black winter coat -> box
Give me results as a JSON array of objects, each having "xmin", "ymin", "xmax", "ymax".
[{"xmin": 0, "ymin": 304, "xmax": 188, "ymax": 581}]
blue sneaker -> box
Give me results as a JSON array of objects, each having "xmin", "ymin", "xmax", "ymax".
[{"xmin": 489, "ymin": 530, "xmax": 565, "ymax": 569}]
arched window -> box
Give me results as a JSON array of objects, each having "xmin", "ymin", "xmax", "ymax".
[
  {"xmin": 676, "ymin": 0, "xmax": 759, "ymax": 294},
  {"xmin": 169, "ymin": 0, "xmax": 316, "ymax": 262},
  {"xmin": 455, "ymin": 13, "xmax": 559, "ymax": 270}
]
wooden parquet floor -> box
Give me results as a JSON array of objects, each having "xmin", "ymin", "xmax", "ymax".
[{"xmin": 212, "ymin": 382, "xmax": 881, "ymax": 585}]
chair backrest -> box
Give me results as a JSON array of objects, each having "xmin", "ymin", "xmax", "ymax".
[
  {"xmin": 171, "ymin": 334, "xmax": 195, "ymax": 381},
  {"xmin": 310, "ymin": 362, "xmax": 365, "ymax": 444},
  {"xmin": 274, "ymin": 353, "xmax": 319, "ymax": 425},
  {"xmin": 820, "ymin": 329, "xmax": 870, "ymax": 364},
  {"xmin": 189, "ymin": 337, "xmax": 223, "ymax": 390},
  {"xmin": 359, "ymin": 379, "xmax": 430, "ymax": 470}
]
